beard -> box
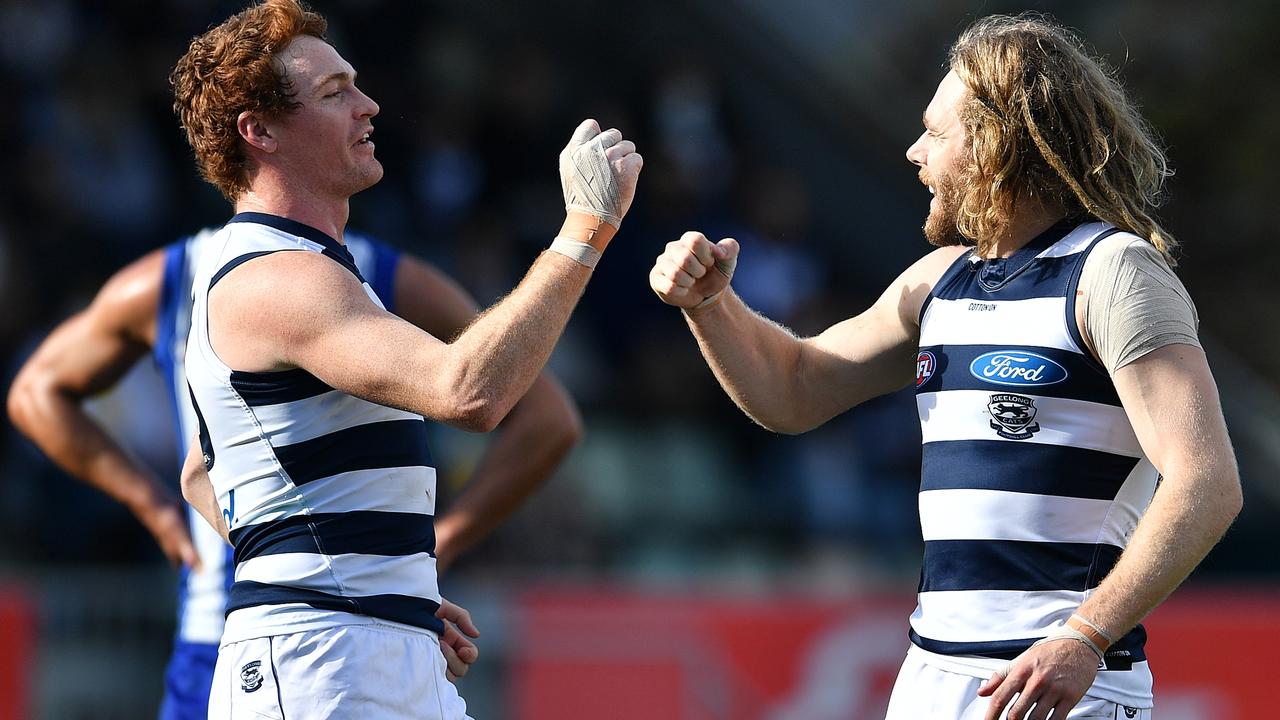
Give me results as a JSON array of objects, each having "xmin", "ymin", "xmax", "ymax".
[{"xmin": 921, "ymin": 162, "xmax": 969, "ymax": 248}]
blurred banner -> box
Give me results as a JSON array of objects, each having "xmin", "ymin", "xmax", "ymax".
[
  {"xmin": 0, "ymin": 588, "xmax": 35, "ymax": 720},
  {"xmin": 511, "ymin": 588, "xmax": 1280, "ymax": 719}
]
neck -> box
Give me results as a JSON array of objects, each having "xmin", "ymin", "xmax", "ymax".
[
  {"xmin": 235, "ymin": 179, "xmax": 349, "ymax": 243},
  {"xmin": 981, "ymin": 203, "xmax": 1067, "ymax": 258}
]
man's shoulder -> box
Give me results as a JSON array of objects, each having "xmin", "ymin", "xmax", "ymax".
[{"xmin": 898, "ymin": 244, "xmax": 971, "ymax": 300}]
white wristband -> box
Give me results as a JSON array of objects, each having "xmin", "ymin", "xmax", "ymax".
[
  {"xmin": 1031, "ymin": 626, "xmax": 1106, "ymax": 664},
  {"xmin": 548, "ymin": 237, "xmax": 602, "ymax": 269}
]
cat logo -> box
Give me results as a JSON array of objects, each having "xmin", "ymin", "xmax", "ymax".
[
  {"xmin": 987, "ymin": 393, "xmax": 1041, "ymax": 440},
  {"xmin": 240, "ymin": 660, "xmax": 264, "ymax": 693}
]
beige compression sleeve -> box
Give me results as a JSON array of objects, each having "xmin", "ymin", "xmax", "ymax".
[{"xmin": 1079, "ymin": 233, "xmax": 1201, "ymax": 374}]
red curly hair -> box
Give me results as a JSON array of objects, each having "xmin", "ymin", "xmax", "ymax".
[{"xmin": 171, "ymin": 0, "xmax": 328, "ymax": 201}]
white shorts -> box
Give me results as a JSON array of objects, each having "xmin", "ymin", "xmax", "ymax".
[
  {"xmin": 885, "ymin": 646, "xmax": 1152, "ymax": 719},
  {"xmin": 208, "ymin": 623, "xmax": 471, "ymax": 719}
]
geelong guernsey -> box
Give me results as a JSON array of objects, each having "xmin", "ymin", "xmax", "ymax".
[
  {"xmin": 184, "ymin": 212, "xmax": 442, "ymax": 644},
  {"xmin": 911, "ymin": 221, "xmax": 1157, "ymax": 705},
  {"xmin": 155, "ymin": 228, "xmax": 404, "ymax": 645}
]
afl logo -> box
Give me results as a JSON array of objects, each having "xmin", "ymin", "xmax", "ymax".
[
  {"xmin": 916, "ymin": 351, "xmax": 937, "ymax": 387},
  {"xmin": 969, "ymin": 351, "xmax": 1067, "ymax": 387}
]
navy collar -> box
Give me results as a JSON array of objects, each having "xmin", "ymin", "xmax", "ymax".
[
  {"xmin": 226, "ymin": 211, "xmax": 363, "ymax": 280},
  {"xmin": 974, "ymin": 218, "xmax": 1075, "ymax": 290},
  {"xmin": 228, "ymin": 212, "xmax": 348, "ymax": 254}
]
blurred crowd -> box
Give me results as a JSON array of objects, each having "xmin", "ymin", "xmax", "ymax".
[{"xmin": 1, "ymin": 0, "xmax": 1277, "ymax": 586}]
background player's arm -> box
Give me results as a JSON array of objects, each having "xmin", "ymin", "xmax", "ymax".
[
  {"xmin": 6, "ymin": 250, "xmax": 198, "ymax": 569},
  {"xmin": 651, "ymin": 234, "xmax": 962, "ymax": 433},
  {"xmin": 390, "ymin": 256, "xmax": 582, "ymax": 572}
]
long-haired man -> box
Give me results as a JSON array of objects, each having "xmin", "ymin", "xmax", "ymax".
[{"xmin": 651, "ymin": 14, "xmax": 1238, "ymax": 719}]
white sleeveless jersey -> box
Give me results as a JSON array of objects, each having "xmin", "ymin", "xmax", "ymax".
[
  {"xmin": 183, "ymin": 212, "xmax": 440, "ymax": 643},
  {"xmin": 155, "ymin": 225, "xmax": 404, "ymax": 645},
  {"xmin": 911, "ymin": 221, "xmax": 1157, "ymax": 705}
]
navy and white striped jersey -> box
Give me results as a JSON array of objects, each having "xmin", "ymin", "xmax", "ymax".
[
  {"xmin": 912, "ymin": 221, "xmax": 1157, "ymax": 700},
  {"xmin": 183, "ymin": 212, "xmax": 441, "ymax": 643},
  {"xmin": 155, "ymin": 225, "xmax": 403, "ymax": 645}
]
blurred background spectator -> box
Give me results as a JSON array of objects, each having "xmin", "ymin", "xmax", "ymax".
[{"xmin": 1, "ymin": 0, "xmax": 1276, "ymax": 718}]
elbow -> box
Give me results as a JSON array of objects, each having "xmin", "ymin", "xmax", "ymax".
[
  {"xmin": 751, "ymin": 408, "xmax": 815, "ymax": 436},
  {"xmin": 560, "ymin": 403, "xmax": 585, "ymax": 449},
  {"xmin": 6, "ymin": 372, "xmax": 43, "ymax": 438},
  {"xmin": 540, "ymin": 385, "xmax": 584, "ymax": 451},
  {"xmin": 446, "ymin": 394, "xmax": 510, "ymax": 433}
]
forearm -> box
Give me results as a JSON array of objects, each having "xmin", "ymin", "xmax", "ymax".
[
  {"xmin": 9, "ymin": 385, "xmax": 174, "ymax": 517},
  {"xmin": 1077, "ymin": 464, "xmax": 1241, "ymax": 640},
  {"xmin": 179, "ymin": 441, "xmax": 229, "ymax": 544},
  {"xmin": 434, "ymin": 374, "xmax": 580, "ymax": 571},
  {"xmin": 683, "ymin": 289, "xmax": 812, "ymax": 433},
  {"xmin": 431, "ymin": 217, "xmax": 604, "ymax": 431}
]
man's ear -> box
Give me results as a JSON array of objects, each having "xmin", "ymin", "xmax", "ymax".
[{"xmin": 237, "ymin": 111, "xmax": 277, "ymax": 153}]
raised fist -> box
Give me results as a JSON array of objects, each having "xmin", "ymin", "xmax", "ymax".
[
  {"xmin": 650, "ymin": 231, "xmax": 740, "ymax": 310},
  {"xmin": 559, "ymin": 119, "xmax": 643, "ymax": 228}
]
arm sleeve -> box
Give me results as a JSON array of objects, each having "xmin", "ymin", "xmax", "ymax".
[{"xmin": 1079, "ymin": 234, "xmax": 1201, "ymax": 374}]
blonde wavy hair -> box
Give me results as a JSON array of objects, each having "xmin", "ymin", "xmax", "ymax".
[
  {"xmin": 171, "ymin": 0, "xmax": 328, "ymax": 201},
  {"xmin": 948, "ymin": 14, "xmax": 1177, "ymax": 262}
]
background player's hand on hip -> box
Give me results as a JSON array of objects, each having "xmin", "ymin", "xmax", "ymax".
[{"xmin": 650, "ymin": 231, "xmax": 739, "ymax": 311}]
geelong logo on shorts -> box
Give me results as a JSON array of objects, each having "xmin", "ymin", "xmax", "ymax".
[
  {"xmin": 916, "ymin": 350, "xmax": 937, "ymax": 387},
  {"xmin": 240, "ymin": 660, "xmax": 263, "ymax": 693},
  {"xmin": 969, "ymin": 350, "xmax": 1067, "ymax": 387}
]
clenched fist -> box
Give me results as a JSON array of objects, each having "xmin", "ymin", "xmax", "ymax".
[
  {"xmin": 650, "ymin": 231, "xmax": 740, "ymax": 310},
  {"xmin": 559, "ymin": 119, "xmax": 643, "ymax": 228}
]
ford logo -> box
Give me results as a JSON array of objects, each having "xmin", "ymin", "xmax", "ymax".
[{"xmin": 969, "ymin": 351, "xmax": 1068, "ymax": 387}]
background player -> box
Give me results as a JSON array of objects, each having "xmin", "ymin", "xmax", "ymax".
[
  {"xmin": 650, "ymin": 13, "xmax": 1240, "ymax": 719},
  {"xmin": 7, "ymin": 227, "xmax": 581, "ymax": 718}
]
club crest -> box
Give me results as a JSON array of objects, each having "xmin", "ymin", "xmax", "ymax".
[
  {"xmin": 240, "ymin": 660, "xmax": 264, "ymax": 693},
  {"xmin": 987, "ymin": 393, "xmax": 1041, "ymax": 439}
]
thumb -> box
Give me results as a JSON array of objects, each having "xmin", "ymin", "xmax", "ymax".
[
  {"xmin": 714, "ymin": 238, "xmax": 740, "ymax": 261},
  {"xmin": 568, "ymin": 118, "xmax": 601, "ymax": 147},
  {"xmin": 713, "ymin": 238, "xmax": 739, "ymax": 277}
]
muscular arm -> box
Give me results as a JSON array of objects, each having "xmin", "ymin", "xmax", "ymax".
[
  {"xmin": 212, "ymin": 214, "xmax": 606, "ymax": 433},
  {"xmin": 6, "ymin": 250, "xmax": 198, "ymax": 568},
  {"xmin": 1076, "ymin": 344, "xmax": 1240, "ymax": 638},
  {"xmin": 670, "ymin": 242, "xmax": 963, "ymax": 433},
  {"xmin": 390, "ymin": 256, "xmax": 582, "ymax": 572}
]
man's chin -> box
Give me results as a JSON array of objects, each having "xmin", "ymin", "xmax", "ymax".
[
  {"xmin": 351, "ymin": 162, "xmax": 385, "ymax": 194},
  {"xmin": 923, "ymin": 213, "xmax": 965, "ymax": 247}
]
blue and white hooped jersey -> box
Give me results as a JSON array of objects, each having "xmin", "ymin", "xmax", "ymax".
[
  {"xmin": 156, "ymin": 218, "xmax": 413, "ymax": 644},
  {"xmin": 911, "ymin": 221, "xmax": 1157, "ymax": 693}
]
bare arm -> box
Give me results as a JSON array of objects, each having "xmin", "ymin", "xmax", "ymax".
[
  {"xmin": 390, "ymin": 256, "xmax": 582, "ymax": 572},
  {"xmin": 179, "ymin": 437, "xmax": 229, "ymax": 544},
  {"xmin": 980, "ymin": 344, "xmax": 1241, "ymax": 719},
  {"xmin": 6, "ymin": 250, "xmax": 198, "ymax": 569},
  {"xmin": 1077, "ymin": 344, "xmax": 1240, "ymax": 635},
  {"xmin": 651, "ymin": 232, "xmax": 963, "ymax": 433},
  {"xmin": 214, "ymin": 122, "xmax": 640, "ymax": 433}
]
